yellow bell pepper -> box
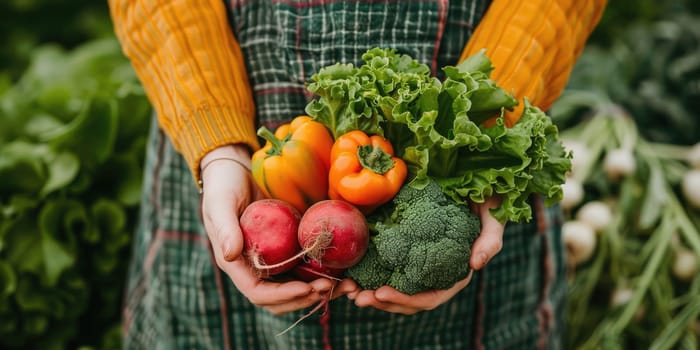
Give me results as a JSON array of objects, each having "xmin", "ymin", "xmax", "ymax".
[{"xmin": 251, "ymin": 116, "xmax": 334, "ymax": 213}]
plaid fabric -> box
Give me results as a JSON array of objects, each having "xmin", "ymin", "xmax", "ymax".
[
  {"xmin": 123, "ymin": 1, "xmax": 568, "ymax": 349},
  {"xmin": 227, "ymin": 0, "xmax": 490, "ymax": 129}
]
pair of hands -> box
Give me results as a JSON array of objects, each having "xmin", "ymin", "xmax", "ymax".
[{"xmin": 200, "ymin": 145, "xmax": 505, "ymax": 316}]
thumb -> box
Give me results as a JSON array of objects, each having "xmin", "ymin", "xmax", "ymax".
[
  {"xmin": 199, "ymin": 145, "xmax": 254, "ymax": 262},
  {"xmin": 469, "ymin": 196, "xmax": 506, "ymax": 270},
  {"xmin": 203, "ymin": 195, "xmax": 245, "ymax": 262},
  {"xmin": 200, "ymin": 167, "xmax": 252, "ymax": 262}
]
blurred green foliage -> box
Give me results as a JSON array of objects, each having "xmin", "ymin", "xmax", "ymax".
[
  {"xmin": 554, "ymin": 0, "xmax": 700, "ymax": 145},
  {"xmin": 589, "ymin": 0, "xmax": 700, "ymax": 47},
  {"xmin": 0, "ymin": 0, "xmax": 113, "ymax": 80},
  {"xmin": 0, "ymin": 2, "xmax": 150, "ymax": 349},
  {"xmin": 0, "ymin": 39, "xmax": 151, "ymax": 349}
]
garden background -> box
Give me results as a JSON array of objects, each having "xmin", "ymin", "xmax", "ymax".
[{"xmin": 1, "ymin": 1, "xmax": 699, "ymax": 349}]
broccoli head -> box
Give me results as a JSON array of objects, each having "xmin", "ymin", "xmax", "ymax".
[{"xmin": 346, "ymin": 179, "xmax": 481, "ymax": 295}]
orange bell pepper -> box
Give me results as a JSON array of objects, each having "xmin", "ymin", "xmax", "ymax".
[
  {"xmin": 328, "ymin": 130, "xmax": 407, "ymax": 213},
  {"xmin": 251, "ymin": 116, "xmax": 334, "ymax": 213}
]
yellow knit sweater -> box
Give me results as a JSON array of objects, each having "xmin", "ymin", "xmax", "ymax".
[{"xmin": 108, "ymin": 0, "xmax": 607, "ymax": 183}]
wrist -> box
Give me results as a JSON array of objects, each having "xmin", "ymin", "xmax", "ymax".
[
  {"xmin": 198, "ymin": 144, "xmax": 253, "ymax": 192},
  {"xmin": 201, "ymin": 144, "xmax": 252, "ymax": 170}
]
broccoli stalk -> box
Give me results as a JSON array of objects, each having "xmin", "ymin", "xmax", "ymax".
[{"xmin": 347, "ymin": 180, "xmax": 481, "ymax": 295}]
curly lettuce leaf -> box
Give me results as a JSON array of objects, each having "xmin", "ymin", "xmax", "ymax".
[
  {"xmin": 305, "ymin": 48, "xmax": 435, "ymax": 138},
  {"xmin": 436, "ymin": 102, "xmax": 571, "ymax": 222},
  {"xmin": 304, "ymin": 48, "xmax": 571, "ymax": 223}
]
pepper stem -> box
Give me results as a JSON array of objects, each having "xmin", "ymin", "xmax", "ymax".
[
  {"xmin": 257, "ymin": 126, "xmax": 290, "ymax": 156},
  {"xmin": 357, "ymin": 144, "xmax": 394, "ymax": 174}
]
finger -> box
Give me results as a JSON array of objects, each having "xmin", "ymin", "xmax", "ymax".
[
  {"xmin": 261, "ymin": 280, "xmax": 335, "ymax": 315},
  {"xmin": 309, "ymin": 278, "xmax": 335, "ymax": 294},
  {"xmin": 264, "ymin": 291, "xmax": 326, "ymax": 316},
  {"xmin": 218, "ymin": 257, "xmax": 315, "ymax": 306},
  {"xmin": 374, "ymin": 271, "xmax": 473, "ymax": 310},
  {"xmin": 470, "ymin": 210, "xmax": 505, "ymax": 270},
  {"xmin": 354, "ymin": 291, "xmax": 420, "ymax": 315},
  {"xmin": 331, "ymin": 279, "xmax": 360, "ymax": 299}
]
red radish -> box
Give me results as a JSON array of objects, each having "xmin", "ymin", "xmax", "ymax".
[
  {"xmin": 292, "ymin": 259, "xmax": 346, "ymax": 282},
  {"xmin": 298, "ymin": 200, "xmax": 369, "ymax": 269},
  {"xmin": 239, "ymin": 199, "xmax": 303, "ymax": 276}
]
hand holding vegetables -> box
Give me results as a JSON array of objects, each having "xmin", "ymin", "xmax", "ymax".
[
  {"xmin": 200, "ymin": 145, "xmax": 353, "ymax": 315},
  {"xmin": 232, "ymin": 48, "xmax": 570, "ymax": 317}
]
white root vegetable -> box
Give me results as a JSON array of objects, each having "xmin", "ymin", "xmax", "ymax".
[
  {"xmin": 561, "ymin": 178, "xmax": 585, "ymax": 210},
  {"xmin": 672, "ymin": 248, "xmax": 698, "ymax": 282},
  {"xmin": 604, "ymin": 148, "xmax": 637, "ymax": 181},
  {"xmin": 610, "ymin": 287, "xmax": 634, "ymax": 307},
  {"xmin": 562, "ymin": 220, "xmax": 597, "ymax": 266},
  {"xmin": 687, "ymin": 142, "xmax": 700, "ymax": 168},
  {"xmin": 576, "ymin": 201, "xmax": 613, "ymax": 233},
  {"xmin": 562, "ymin": 138, "xmax": 590, "ymax": 178},
  {"xmin": 681, "ymin": 169, "xmax": 700, "ymax": 209}
]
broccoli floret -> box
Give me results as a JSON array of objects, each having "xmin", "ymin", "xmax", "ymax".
[
  {"xmin": 404, "ymin": 238, "xmax": 471, "ymax": 290},
  {"xmin": 347, "ymin": 180, "xmax": 481, "ymax": 295},
  {"xmin": 346, "ymin": 241, "xmax": 393, "ymax": 290}
]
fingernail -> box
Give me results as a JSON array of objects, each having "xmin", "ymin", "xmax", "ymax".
[{"xmin": 222, "ymin": 239, "xmax": 234, "ymax": 260}]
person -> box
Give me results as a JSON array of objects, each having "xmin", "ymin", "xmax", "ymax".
[{"xmin": 109, "ymin": 0, "xmax": 607, "ymax": 348}]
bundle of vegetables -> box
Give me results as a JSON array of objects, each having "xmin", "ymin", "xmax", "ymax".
[
  {"xmin": 306, "ymin": 48, "xmax": 571, "ymax": 224},
  {"xmin": 0, "ymin": 38, "xmax": 151, "ymax": 349},
  {"xmin": 552, "ymin": 94, "xmax": 700, "ymax": 348},
  {"xmin": 246, "ymin": 47, "xmax": 571, "ymax": 295}
]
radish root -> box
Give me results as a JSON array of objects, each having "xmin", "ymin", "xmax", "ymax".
[
  {"xmin": 249, "ymin": 230, "xmax": 334, "ymax": 274},
  {"xmin": 304, "ymin": 230, "xmax": 334, "ymax": 261},
  {"xmin": 295, "ymin": 262, "xmax": 343, "ymax": 281},
  {"xmin": 276, "ymin": 283, "xmax": 335, "ymax": 337}
]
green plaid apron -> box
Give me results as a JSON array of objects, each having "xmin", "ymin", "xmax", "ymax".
[{"xmin": 122, "ymin": 1, "xmax": 568, "ymax": 349}]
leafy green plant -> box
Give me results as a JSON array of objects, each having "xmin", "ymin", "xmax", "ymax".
[
  {"xmin": 0, "ymin": 38, "xmax": 150, "ymax": 349},
  {"xmin": 555, "ymin": 100, "xmax": 700, "ymax": 349}
]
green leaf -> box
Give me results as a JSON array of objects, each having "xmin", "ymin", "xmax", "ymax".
[
  {"xmin": 40, "ymin": 231, "xmax": 75, "ymax": 287},
  {"xmin": 22, "ymin": 313, "xmax": 49, "ymax": 336},
  {"xmin": 114, "ymin": 83, "xmax": 151, "ymax": 145},
  {"xmin": 4, "ymin": 216, "xmax": 44, "ymax": 275},
  {"xmin": 40, "ymin": 151, "xmax": 80, "ymax": 197},
  {"xmin": 0, "ymin": 261, "xmax": 16, "ymax": 297},
  {"xmin": 37, "ymin": 200, "xmax": 87, "ymax": 285},
  {"xmin": 437, "ymin": 103, "xmax": 570, "ymax": 223},
  {"xmin": 0, "ymin": 142, "xmax": 48, "ymax": 195},
  {"xmin": 90, "ymin": 199, "xmax": 126, "ymax": 244},
  {"xmin": 23, "ymin": 113, "xmax": 65, "ymax": 138},
  {"xmin": 40, "ymin": 98, "xmax": 119, "ymax": 167},
  {"xmin": 0, "ymin": 194, "xmax": 39, "ymax": 251},
  {"xmin": 15, "ymin": 276, "xmax": 51, "ymax": 313},
  {"xmin": 638, "ymin": 163, "xmax": 667, "ymax": 230},
  {"xmin": 94, "ymin": 154, "xmax": 143, "ymax": 206}
]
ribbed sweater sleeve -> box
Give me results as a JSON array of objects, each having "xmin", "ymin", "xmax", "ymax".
[
  {"xmin": 108, "ymin": 0, "xmax": 260, "ymax": 183},
  {"xmin": 461, "ymin": 0, "xmax": 607, "ymax": 126}
]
